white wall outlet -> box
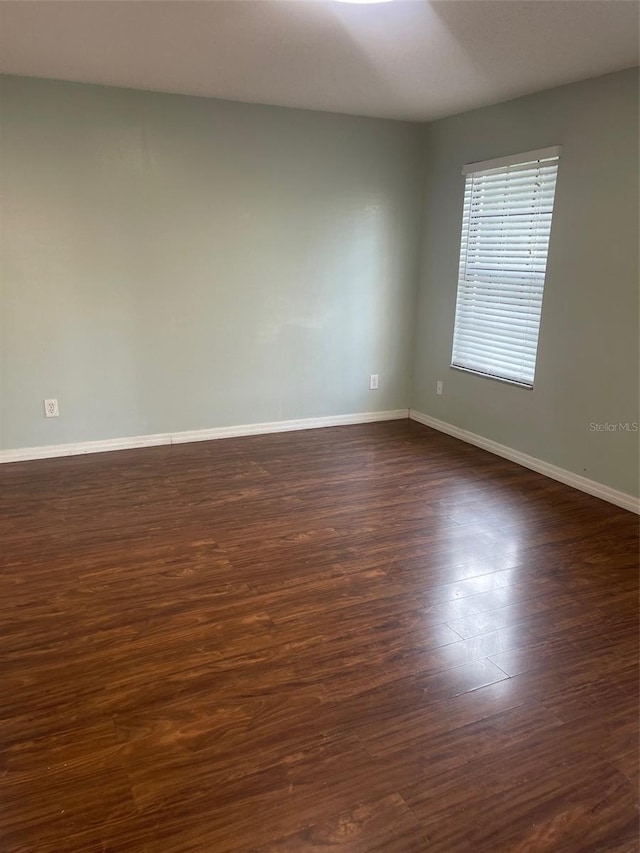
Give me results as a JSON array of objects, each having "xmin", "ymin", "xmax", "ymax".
[
  {"xmin": 369, "ymin": 374, "xmax": 379, "ymax": 391},
  {"xmin": 44, "ymin": 399, "xmax": 59, "ymax": 418},
  {"xmin": 436, "ymin": 380, "xmax": 443, "ymax": 396}
]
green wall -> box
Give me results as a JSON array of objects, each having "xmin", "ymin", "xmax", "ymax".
[
  {"xmin": 412, "ymin": 68, "xmax": 639, "ymax": 498},
  {"xmin": 0, "ymin": 75, "xmax": 423, "ymax": 449},
  {"xmin": 1, "ymin": 69, "xmax": 638, "ymax": 499}
]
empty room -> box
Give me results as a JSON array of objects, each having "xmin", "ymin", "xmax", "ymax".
[{"xmin": 0, "ymin": 1, "xmax": 638, "ymax": 850}]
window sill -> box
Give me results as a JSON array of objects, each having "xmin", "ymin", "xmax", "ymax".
[{"xmin": 450, "ymin": 364, "xmax": 534, "ymax": 390}]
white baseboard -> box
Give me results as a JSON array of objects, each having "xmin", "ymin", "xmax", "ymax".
[
  {"xmin": 409, "ymin": 409, "xmax": 640, "ymax": 515},
  {"xmin": 5, "ymin": 407, "xmax": 636, "ymax": 514},
  {"xmin": 0, "ymin": 409, "xmax": 409, "ymax": 464}
]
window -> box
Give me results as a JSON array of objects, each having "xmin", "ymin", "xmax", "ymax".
[{"xmin": 451, "ymin": 146, "xmax": 561, "ymax": 387}]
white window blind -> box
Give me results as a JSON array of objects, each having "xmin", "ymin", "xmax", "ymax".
[{"xmin": 451, "ymin": 146, "xmax": 561, "ymax": 387}]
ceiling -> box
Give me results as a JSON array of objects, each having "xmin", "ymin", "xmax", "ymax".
[{"xmin": 0, "ymin": 0, "xmax": 638, "ymax": 122}]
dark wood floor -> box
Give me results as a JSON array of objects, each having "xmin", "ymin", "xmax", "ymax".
[{"xmin": 1, "ymin": 420, "xmax": 638, "ymax": 852}]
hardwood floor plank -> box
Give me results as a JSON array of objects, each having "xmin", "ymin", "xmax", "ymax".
[
  {"xmin": 413, "ymin": 760, "xmax": 637, "ymax": 852},
  {"xmin": 402, "ymin": 722, "xmax": 637, "ymax": 851},
  {"xmin": 358, "ymin": 681, "xmax": 550, "ymax": 757},
  {"xmin": 0, "ymin": 420, "xmax": 637, "ymax": 851},
  {"xmin": 250, "ymin": 793, "xmax": 425, "ymax": 852}
]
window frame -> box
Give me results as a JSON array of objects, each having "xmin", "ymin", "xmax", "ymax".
[{"xmin": 450, "ymin": 145, "xmax": 562, "ymax": 389}]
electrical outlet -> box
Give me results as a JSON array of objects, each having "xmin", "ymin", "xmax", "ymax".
[
  {"xmin": 369, "ymin": 374, "xmax": 379, "ymax": 391},
  {"xmin": 44, "ymin": 399, "xmax": 59, "ymax": 418},
  {"xmin": 436, "ymin": 380, "xmax": 443, "ymax": 396}
]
